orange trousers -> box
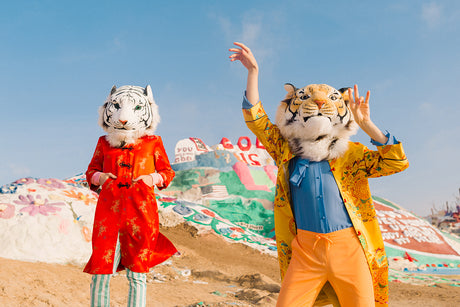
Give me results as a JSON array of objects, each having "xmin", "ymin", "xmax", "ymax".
[{"xmin": 277, "ymin": 227, "xmax": 374, "ymax": 307}]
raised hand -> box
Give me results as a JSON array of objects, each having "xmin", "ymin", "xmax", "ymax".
[
  {"xmin": 348, "ymin": 84, "xmax": 388, "ymax": 144},
  {"xmin": 229, "ymin": 42, "xmax": 259, "ymax": 72},
  {"xmin": 348, "ymin": 84, "xmax": 371, "ymax": 126},
  {"xmin": 229, "ymin": 42, "xmax": 260, "ymax": 105}
]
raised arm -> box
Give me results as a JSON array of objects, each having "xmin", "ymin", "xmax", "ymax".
[
  {"xmin": 348, "ymin": 84, "xmax": 388, "ymax": 144},
  {"xmin": 229, "ymin": 42, "xmax": 259, "ymax": 105}
]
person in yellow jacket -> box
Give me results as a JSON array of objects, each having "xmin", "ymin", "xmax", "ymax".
[{"xmin": 229, "ymin": 42, "xmax": 409, "ymax": 307}]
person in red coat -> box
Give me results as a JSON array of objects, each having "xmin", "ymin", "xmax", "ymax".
[{"xmin": 85, "ymin": 85, "xmax": 176, "ymax": 307}]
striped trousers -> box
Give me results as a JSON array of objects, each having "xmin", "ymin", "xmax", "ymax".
[{"xmin": 90, "ymin": 236, "xmax": 147, "ymax": 307}]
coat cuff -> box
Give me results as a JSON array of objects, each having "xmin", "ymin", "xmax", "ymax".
[
  {"xmin": 371, "ymin": 131, "xmax": 399, "ymax": 146},
  {"xmin": 150, "ymin": 173, "xmax": 164, "ymax": 188},
  {"xmin": 91, "ymin": 172, "xmax": 103, "ymax": 186},
  {"xmin": 242, "ymin": 91, "xmax": 254, "ymax": 109},
  {"xmin": 242, "ymin": 100, "xmax": 266, "ymax": 122}
]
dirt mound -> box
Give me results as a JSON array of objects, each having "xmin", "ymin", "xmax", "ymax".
[{"xmin": 1, "ymin": 221, "xmax": 460, "ymax": 306}]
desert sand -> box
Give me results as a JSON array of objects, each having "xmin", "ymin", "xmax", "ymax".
[{"xmin": 1, "ymin": 223, "xmax": 459, "ymax": 307}]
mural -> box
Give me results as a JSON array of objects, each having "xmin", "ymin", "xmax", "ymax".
[{"xmin": 1, "ymin": 136, "xmax": 459, "ymax": 283}]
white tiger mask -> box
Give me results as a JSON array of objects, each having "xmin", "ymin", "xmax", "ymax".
[
  {"xmin": 275, "ymin": 83, "xmax": 358, "ymax": 161},
  {"xmin": 98, "ymin": 85, "xmax": 160, "ymax": 147}
]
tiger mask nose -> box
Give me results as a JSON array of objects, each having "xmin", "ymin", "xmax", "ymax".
[
  {"xmin": 313, "ymin": 99, "xmax": 326, "ymax": 109},
  {"xmin": 119, "ymin": 120, "xmax": 128, "ymax": 125}
]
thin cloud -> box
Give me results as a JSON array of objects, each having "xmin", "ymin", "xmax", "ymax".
[
  {"xmin": 212, "ymin": 11, "xmax": 275, "ymax": 64},
  {"xmin": 239, "ymin": 16, "xmax": 263, "ymax": 47},
  {"xmin": 421, "ymin": 2, "xmax": 442, "ymax": 28}
]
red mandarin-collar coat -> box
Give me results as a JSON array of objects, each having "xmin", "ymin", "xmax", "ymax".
[{"xmin": 84, "ymin": 135, "xmax": 177, "ymax": 274}]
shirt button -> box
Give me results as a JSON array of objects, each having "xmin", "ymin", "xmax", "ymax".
[{"xmin": 322, "ymin": 216, "xmax": 326, "ymax": 219}]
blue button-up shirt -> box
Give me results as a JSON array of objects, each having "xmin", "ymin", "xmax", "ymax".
[
  {"xmin": 288, "ymin": 158, "xmax": 353, "ymax": 233},
  {"xmin": 242, "ymin": 93, "xmax": 397, "ymax": 234},
  {"xmin": 287, "ymin": 134, "xmax": 396, "ymax": 233}
]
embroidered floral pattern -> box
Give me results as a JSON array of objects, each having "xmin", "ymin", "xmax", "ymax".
[
  {"xmin": 103, "ymin": 249, "xmax": 114, "ymax": 264},
  {"xmin": 110, "ymin": 200, "xmax": 121, "ymax": 213},
  {"xmin": 139, "ymin": 248, "xmax": 150, "ymax": 262},
  {"xmin": 128, "ymin": 217, "xmax": 141, "ymax": 237}
]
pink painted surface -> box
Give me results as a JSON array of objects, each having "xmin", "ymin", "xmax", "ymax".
[
  {"xmin": 232, "ymin": 161, "xmax": 271, "ymax": 192},
  {"xmin": 263, "ymin": 165, "xmax": 278, "ymax": 185}
]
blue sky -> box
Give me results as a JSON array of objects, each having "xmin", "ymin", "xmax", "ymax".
[{"xmin": 1, "ymin": 0, "xmax": 459, "ymax": 216}]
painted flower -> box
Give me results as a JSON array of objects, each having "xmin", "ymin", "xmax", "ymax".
[
  {"xmin": 37, "ymin": 178, "xmax": 66, "ymax": 189},
  {"xmin": 0, "ymin": 203, "xmax": 15, "ymax": 219},
  {"xmin": 201, "ymin": 209, "xmax": 216, "ymax": 217},
  {"xmin": 14, "ymin": 177, "xmax": 35, "ymax": 185},
  {"xmin": 13, "ymin": 194, "xmax": 65, "ymax": 216},
  {"xmin": 62, "ymin": 189, "xmax": 97, "ymax": 205}
]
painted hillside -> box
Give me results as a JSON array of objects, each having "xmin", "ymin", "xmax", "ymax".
[{"xmin": 1, "ymin": 136, "xmax": 460, "ymax": 284}]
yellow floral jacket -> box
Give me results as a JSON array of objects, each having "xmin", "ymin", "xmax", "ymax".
[{"xmin": 243, "ymin": 102, "xmax": 409, "ymax": 306}]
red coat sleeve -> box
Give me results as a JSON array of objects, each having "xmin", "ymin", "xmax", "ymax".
[
  {"xmin": 86, "ymin": 137, "xmax": 105, "ymax": 192},
  {"xmin": 154, "ymin": 137, "xmax": 175, "ymax": 189}
]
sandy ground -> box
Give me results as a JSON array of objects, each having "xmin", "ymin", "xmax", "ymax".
[{"xmin": 1, "ymin": 223, "xmax": 459, "ymax": 307}]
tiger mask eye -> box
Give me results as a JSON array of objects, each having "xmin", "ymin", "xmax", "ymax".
[{"xmin": 299, "ymin": 95, "xmax": 310, "ymax": 100}]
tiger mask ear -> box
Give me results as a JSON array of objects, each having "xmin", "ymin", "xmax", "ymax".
[
  {"xmin": 144, "ymin": 85, "xmax": 154, "ymax": 104},
  {"xmin": 338, "ymin": 87, "xmax": 351, "ymax": 106},
  {"xmin": 105, "ymin": 85, "xmax": 117, "ymax": 102},
  {"xmin": 282, "ymin": 83, "xmax": 297, "ymax": 105}
]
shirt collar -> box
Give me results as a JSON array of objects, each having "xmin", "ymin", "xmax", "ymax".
[{"xmin": 289, "ymin": 158, "xmax": 310, "ymax": 187}]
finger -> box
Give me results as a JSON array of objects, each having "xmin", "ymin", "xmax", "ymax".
[
  {"xmin": 228, "ymin": 53, "xmax": 241, "ymax": 59},
  {"xmin": 348, "ymin": 88, "xmax": 357, "ymax": 106},
  {"xmin": 228, "ymin": 48, "xmax": 242, "ymax": 53},
  {"xmin": 233, "ymin": 42, "xmax": 250, "ymax": 53},
  {"xmin": 108, "ymin": 173, "xmax": 117, "ymax": 179},
  {"xmin": 365, "ymin": 91, "xmax": 370, "ymax": 104},
  {"xmin": 229, "ymin": 55, "xmax": 242, "ymax": 62},
  {"xmin": 230, "ymin": 55, "xmax": 246, "ymax": 63},
  {"xmin": 354, "ymin": 84, "xmax": 359, "ymax": 102}
]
